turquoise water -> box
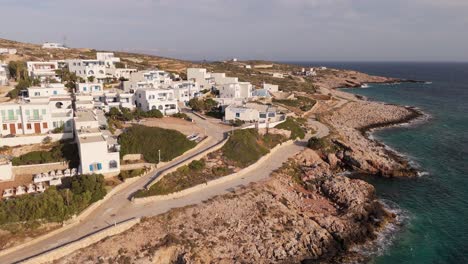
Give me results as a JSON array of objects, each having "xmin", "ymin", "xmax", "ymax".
[
  {"xmin": 291, "ymin": 62, "xmax": 468, "ymax": 263},
  {"xmin": 330, "ymin": 63, "xmax": 468, "ymax": 263}
]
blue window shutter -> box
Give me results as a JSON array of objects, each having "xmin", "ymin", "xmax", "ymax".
[
  {"xmin": 89, "ymin": 165, "xmax": 93, "ymax": 171},
  {"xmin": 97, "ymin": 163, "xmax": 102, "ymax": 170}
]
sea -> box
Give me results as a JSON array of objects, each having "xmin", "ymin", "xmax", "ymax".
[{"xmin": 289, "ymin": 62, "xmax": 468, "ymax": 263}]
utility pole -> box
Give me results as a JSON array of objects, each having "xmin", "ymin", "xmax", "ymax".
[{"xmin": 158, "ymin": 149, "xmax": 161, "ymax": 164}]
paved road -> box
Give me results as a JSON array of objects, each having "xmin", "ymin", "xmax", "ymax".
[
  {"xmin": 0, "ymin": 113, "xmax": 229, "ymax": 264},
  {"xmin": 0, "ymin": 116, "xmax": 329, "ymax": 264}
]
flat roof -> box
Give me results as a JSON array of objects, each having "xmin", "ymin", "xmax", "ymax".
[
  {"xmin": 75, "ymin": 110, "xmax": 97, "ymax": 122},
  {"xmin": 78, "ymin": 135, "xmax": 105, "ymax": 144}
]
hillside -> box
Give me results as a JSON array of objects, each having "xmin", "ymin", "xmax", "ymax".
[{"xmin": 0, "ymin": 38, "xmax": 320, "ymax": 93}]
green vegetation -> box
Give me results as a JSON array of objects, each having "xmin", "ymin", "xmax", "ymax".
[
  {"xmin": 118, "ymin": 168, "xmax": 145, "ymax": 181},
  {"xmin": 276, "ymin": 117, "xmax": 306, "ymax": 139},
  {"xmin": 11, "ymin": 141, "xmax": 79, "ymax": 167},
  {"xmin": 307, "ymin": 136, "xmax": 342, "ymax": 154},
  {"xmin": 7, "ymin": 61, "xmax": 41, "ymax": 98},
  {"xmin": 0, "ymin": 174, "xmax": 106, "ymax": 225},
  {"xmin": 106, "ymin": 107, "xmax": 163, "ymax": 133},
  {"xmin": 229, "ymin": 119, "xmax": 245, "ymax": 127},
  {"xmin": 135, "ymin": 129, "xmax": 287, "ymax": 198},
  {"xmin": 188, "ymin": 98, "xmax": 217, "ymax": 112},
  {"xmin": 134, "ymin": 159, "xmax": 233, "ymax": 198},
  {"xmin": 222, "ymin": 129, "xmax": 278, "ymax": 167},
  {"xmin": 119, "ymin": 125, "xmax": 196, "ymax": 164},
  {"xmin": 273, "ymin": 96, "xmax": 316, "ymax": 112},
  {"xmin": 171, "ymin": 113, "xmax": 192, "ymax": 122}
]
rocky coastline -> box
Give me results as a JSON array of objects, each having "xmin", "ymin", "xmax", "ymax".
[{"xmin": 51, "ymin": 70, "xmax": 424, "ymax": 264}]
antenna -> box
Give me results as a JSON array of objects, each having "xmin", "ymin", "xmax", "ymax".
[{"xmin": 63, "ymin": 35, "xmax": 68, "ymax": 47}]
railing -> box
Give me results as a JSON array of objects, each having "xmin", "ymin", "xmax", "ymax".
[{"xmin": 28, "ymin": 115, "xmax": 43, "ymax": 121}]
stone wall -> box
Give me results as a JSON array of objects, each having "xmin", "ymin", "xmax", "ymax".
[
  {"xmin": 12, "ymin": 162, "xmax": 68, "ymax": 175},
  {"xmin": 21, "ymin": 218, "xmax": 141, "ymax": 264},
  {"xmin": 122, "ymin": 154, "xmax": 143, "ymax": 161}
]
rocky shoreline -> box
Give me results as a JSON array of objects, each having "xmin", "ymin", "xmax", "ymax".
[{"xmin": 50, "ymin": 70, "xmax": 424, "ymax": 264}]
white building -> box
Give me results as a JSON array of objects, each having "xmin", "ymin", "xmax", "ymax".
[
  {"xmin": 108, "ymin": 68, "xmax": 137, "ymax": 80},
  {"xmin": 74, "ymin": 109, "xmax": 120, "ymax": 175},
  {"xmin": 166, "ymin": 81, "xmax": 200, "ymax": 104},
  {"xmin": 123, "ymin": 70, "xmax": 172, "ymax": 91},
  {"xmin": 272, "ymin": 73, "xmax": 284, "ymax": 78},
  {"xmin": 27, "ymin": 61, "xmax": 60, "ymax": 81},
  {"xmin": 75, "ymin": 82, "xmax": 104, "ymax": 95},
  {"xmin": 67, "ymin": 52, "xmax": 121, "ymax": 82},
  {"xmin": 224, "ymin": 103, "xmax": 284, "ymax": 123},
  {"xmin": 0, "ymin": 48, "xmax": 17, "ymax": 55},
  {"xmin": 0, "ymin": 62, "xmax": 9, "ymax": 86},
  {"xmin": 187, "ymin": 68, "xmax": 215, "ymax": 90},
  {"xmin": 219, "ymin": 82, "xmax": 252, "ymax": 99},
  {"xmin": 0, "ymin": 84, "xmax": 73, "ymax": 136},
  {"xmin": 134, "ymin": 88, "xmax": 178, "ymax": 115},
  {"xmin": 42, "ymin": 42, "xmax": 67, "ymax": 49}
]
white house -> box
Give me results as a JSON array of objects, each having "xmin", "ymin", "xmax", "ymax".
[
  {"xmin": 0, "ymin": 84, "xmax": 73, "ymax": 136},
  {"xmin": 108, "ymin": 68, "xmax": 138, "ymax": 80},
  {"xmin": 27, "ymin": 61, "xmax": 60, "ymax": 81},
  {"xmin": 67, "ymin": 52, "xmax": 121, "ymax": 82},
  {"xmin": 187, "ymin": 68, "xmax": 215, "ymax": 90},
  {"xmin": 219, "ymin": 82, "xmax": 252, "ymax": 99},
  {"xmin": 74, "ymin": 109, "xmax": 120, "ymax": 175},
  {"xmin": 123, "ymin": 70, "xmax": 172, "ymax": 91},
  {"xmin": 75, "ymin": 82, "xmax": 104, "ymax": 95},
  {"xmin": 0, "ymin": 48, "xmax": 17, "ymax": 55},
  {"xmin": 42, "ymin": 42, "xmax": 67, "ymax": 49},
  {"xmin": 166, "ymin": 81, "xmax": 200, "ymax": 104},
  {"xmin": 272, "ymin": 73, "xmax": 284, "ymax": 78},
  {"xmin": 224, "ymin": 103, "xmax": 284, "ymax": 123},
  {"xmin": 0, "ymin": 62, "xmax": 9, "ymax": 86},
  {"xmin": 134, "ymin": 88, "xmax": 178, "ymax": 115}
]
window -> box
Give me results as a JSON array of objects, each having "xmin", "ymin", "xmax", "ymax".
[
  {"xmin": 2, "ymin": 124, "xmax": 7, "ymax": 130},
  {"xmin": 53, "ymin": 121, "xmax": 57, "ymax": 128},
  {"xmin": 259, "ymin": 113, "xmax": 267, "ymax": 119},
  {"xmin": 27, "ymin": 123, "xmax": 32, "ymax": 129},
  {"xmin": 83, "ymin": 87, "xmax": 87, "ymax": 91},
  {"xmin": 41, "ymin": 109, "xmax": 46, "ymax": 115},
  {"xmin": 268, "ymin": 112, "xmax": 275, "ymax": 117},
  {"xmin": 109, "ymin": 160, "xmax": 118, "ymax": 169},
  {"xmin": 34, "ymin": 92, "xmax": 40, "ymax": 96},
  {"xmin": 7, "ymin": 110, "xmax": 14, "ymax": 120},
  {"xmin": 25, "ymin": 110, "xmax": 30, "ymax": 116},
  {"xmin": 0, "ymin": 110, "xmax": 5, "ymax": 117},
  {"xmin": 53, "ymin": 90, "xmax": 58, "ymax": 95},
  {"xmin": 158, "ymin": 105, "xmax": 163, "ymax": 110},
  {"xmin": 235, "ymin": 113, "xmax": 240, "ymax": 118},
  {"xmin": 17, "ymin": 123, "xmax": 22, "ymax": 129},
  {"xmin": 43, "ymin": 122, "xmax": 48, "ymax": 129}
]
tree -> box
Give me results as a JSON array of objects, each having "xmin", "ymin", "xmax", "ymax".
[{"xmin": 87, "ymin": 76, "xmax": 95, "ymax": 83}]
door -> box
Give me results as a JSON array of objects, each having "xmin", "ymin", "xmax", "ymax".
[
  {"xmin": 34, "ymin": 123, "xmax": 41, "ymax": 134},
  {"xmin": 9, "ymin": 124, "xmax": 16, "ymax": 135}
]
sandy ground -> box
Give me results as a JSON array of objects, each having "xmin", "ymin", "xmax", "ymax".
[{"xmin": 129, "ymin": 117, "xmax": 205, "ymax": 136}]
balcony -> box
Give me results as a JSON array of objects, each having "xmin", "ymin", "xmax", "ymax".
[
  {"xmin": 28, "ymin": 115, "xmax": 43, "ymax": 121},
  {"xmin": 2, "ymin": 116, "xmax": 19, "ymax": 122}
]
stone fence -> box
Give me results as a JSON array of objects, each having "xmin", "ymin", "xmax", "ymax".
[
  {"xmin": 12, "ymin": 161, "xmax": 68, "ymax": 175},
  {"xmin": 21, "ymin": 218, "xmax": 141, "ymax": 264},
  {"xmin": 134, "ymin": 140, "xmax": 294, "ymax": 204}
]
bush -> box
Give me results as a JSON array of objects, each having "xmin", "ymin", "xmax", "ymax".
[
  {"xmin": 12, "ymin": 142, "xmax": 79, "ymax": 167},
  {"xmin": 275, "ymin": 117, "xmax": 306, "ymax": 139},
  {"xmin": 118, "ymin": 169, "xmax": 145, "ymax": 181},
  {"xmin": 119, "ymin": 125, "xmax": 196, "ymax": 164},
  {"xmin": 229, "ymin": 119, "xmax": 245, "ymax": 127},
  {"xmin": 172, "ymin": 113, "xmax": 192, "ymax": 121},
  {"xmin": 188, "ymin": 159, "xmax": 205, "ymax": 171},
  {"xmin": 222, "ymin": 129, "xmax": 269, "ymax": 167},
  {"xmin": 0, "ymin": 174, "xmax": 106, "ymax": 225},
  {"xmin": 307, "ymin": 137, "xmax": 327, "ymax": 150},
  {"xmin": 188, "ymin": 98, "xmax": 217, "ymax": 112}
]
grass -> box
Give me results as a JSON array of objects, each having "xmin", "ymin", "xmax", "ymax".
[
  {"xmin": 275, "ymin": 117, "xmax": 306, "ymax": 140},
  {"xmin": 118, "ymin": 168, "xmax": 146, "ymax": 181},
  {"xmin": 221, "ymin": 129, "xmax": 269, "ymax": 167},
  {"xmin": 11, "ymin": 141, "xmax": 79, "ymax": 167},
  {"xmin": 119, "ymin": 125, "xmax": 196, "ymax": 164}
]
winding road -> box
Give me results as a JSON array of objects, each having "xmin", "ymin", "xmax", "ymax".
[{"xmin": 0, "ymin": 113, "xmax": 330, "ymax": 264}]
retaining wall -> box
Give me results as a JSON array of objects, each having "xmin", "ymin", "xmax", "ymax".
[
  {"xmin": 12, "ymin": 162, "xmax": 68, "ymax": 175},
  {"xmin": 21, "ymin": 218, "xmax": 141, "ymax": 264},
  {"xmin": 134, "ymin": 140, "xmax": 294, "ymax": 204},
  {"xmin": 0, "ymin": 133, "xmax": 73, "ymax": 147}
]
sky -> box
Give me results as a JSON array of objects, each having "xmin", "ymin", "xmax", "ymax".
[{"xmin": 0, "ymin": 0, "xmax": 467, "ymax": 61}]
